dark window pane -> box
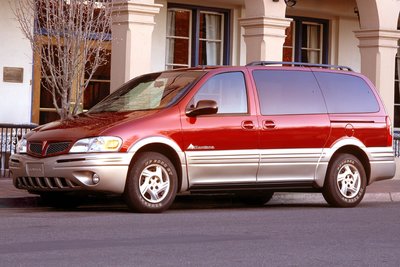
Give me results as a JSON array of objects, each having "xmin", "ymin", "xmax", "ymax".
[
  {"xmin": 283, "ymin": 48, "xmax": 293, "ymax": 62},
  {"xmin": 395, "ymin": 81, "xmax": 400, "ymax": 104},
  {"xmin": 301, "ymin": 24, "xmax": 321, "ymax": 49},
  {"xmin": 39, "ymin": 111, "xmax": 60, "ymax": 125},
  {"xmin": 167, "ymin": 10, "xmax": 190, "ymax": 37},
  {"xmin": 166, "ymin": 38, "xmax": 189, "ymax": 65},
  {"xmin": 395, "ymin": 106, "xmax": 400, "ymax": 128},
  {"xmin": 253, "ymin": 70, "xmax": 326, "ymax": 115},
  {"xmin": 198, "ymin": 40, "xmax": 221, "ymax": 65},
  {"xmin": 40, "ymin": 79, "xmax": 61, "ymax": 108},
  {"xmin": 301, "ymin": 49, "xmax": 320, "ymax": 64},
  {"xmin": 284, "ymin": 22, "xmax": 294, "ymax": 47},
  {"xmin": 85, "ymin": 52, "xmax": 111, "ymax": 80},
  {"xmin": 314, "ymin": 72, "xmax": 380, "ymax": 113},
  {"xmin": 192, "ymin": 72, "xmax": 247, "ymax": 114},
  {"xmin": 84, "ymin": 82, "xmax": 110, "ymax": 110},
  {"xmin": 199, "ymin": 13, "xmax": 222, "ymax": 40}
]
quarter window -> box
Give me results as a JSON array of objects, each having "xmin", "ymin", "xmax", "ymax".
[
  {"xmin": 314, "ymin": 72, "xmax": 380, "ymax": 114},
  {"xmin": 191, "ymin": 72, "xmax": 248, "ymax": 114},
  {"xmin": 253, "ymin": 70, "xmax": 326, "ymax": 115}
]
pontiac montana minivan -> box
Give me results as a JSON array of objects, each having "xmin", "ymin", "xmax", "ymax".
[{"xmin": 9, "ymin": 62, "xmax": 396, "ymax": 212}]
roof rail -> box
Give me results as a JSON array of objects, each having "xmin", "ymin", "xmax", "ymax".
[{"xmin": 246, "ymin": 61, "xmax": 354, "ymax": 71}]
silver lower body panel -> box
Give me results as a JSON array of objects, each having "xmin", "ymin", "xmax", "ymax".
[{"xmin": 9, "ymin": 153, "xmax": 134, "ymax": 194}]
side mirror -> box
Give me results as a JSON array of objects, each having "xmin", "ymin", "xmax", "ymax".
[{"xmin": 186, "ymin": 100, "xmax": 218, "ymax": 117}]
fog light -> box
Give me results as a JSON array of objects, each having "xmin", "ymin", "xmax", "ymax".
[{"xmin": 92, "ymin": 173, "xmax": 100, "ymax": 184}]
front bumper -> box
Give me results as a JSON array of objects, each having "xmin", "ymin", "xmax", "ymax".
[{"xmin": 9, "ymin": 152, "xmax": 134, "ymax": 194}]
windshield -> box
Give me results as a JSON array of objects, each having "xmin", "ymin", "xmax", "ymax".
[{"xmin": 88, "ymin": 70, "xmax": 205, "ymax": 113}]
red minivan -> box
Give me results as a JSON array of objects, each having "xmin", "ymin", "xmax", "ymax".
[{"xmin": 9, "ymin": 62, "xmax": 396, "ymax": 212}]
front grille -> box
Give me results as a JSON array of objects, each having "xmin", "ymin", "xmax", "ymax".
[
  {"xmin": 16, "ymin": 177, "xmax": 81, "ymax": 191},
  {"xmin": 46, "ymin": 142, "xmax": 71, "ymax": 156},
  {"xmin": 29, "ymin": 143, "xmax": 42, "ymax": 155},
  {"xmin": 28, "ymin": 142, "xmax": 71, "ymax": 157}
]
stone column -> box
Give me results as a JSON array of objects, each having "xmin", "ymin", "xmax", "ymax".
[
  {"xmin": 240, "ymin": 0, "xmax": 291, "ymax": 64},
  {"xmin": 110, "ymin": 0, "xmax": 162, "ymax": 92},
  {"xmin": 354, "ymin": 29, "xmax": 400, "ymax": 121},
  {"xmin": 354, "ymin": 0, "xmax": 400, "ymax": 122}
]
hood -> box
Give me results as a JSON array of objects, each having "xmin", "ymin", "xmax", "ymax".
[{"xmin": 26, "ymin": 110, "xmax": 159, "ymax": 142}]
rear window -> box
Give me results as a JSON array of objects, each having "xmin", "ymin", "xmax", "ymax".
[
  {"xmin": 253, "ymin": 70, "xmax": 327, "ymax": 115},
  {"xmin": 314, "ymin": 72, "xmax": 380, "ymax": 113}
]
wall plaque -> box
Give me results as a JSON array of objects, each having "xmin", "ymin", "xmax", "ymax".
[{"xmin": 3, "ymin": 67, "xmax": 24, "ymax": 83}]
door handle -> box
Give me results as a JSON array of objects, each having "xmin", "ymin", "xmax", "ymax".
[
  {"xmin": 263, "ymin": 120, "xmax": 276, "ymax": 129},
  {"xmin": 241, "ymin": 120, "xmax": 255, "ymax": 130}
]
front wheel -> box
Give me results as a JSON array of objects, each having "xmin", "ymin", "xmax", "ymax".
[
  {"xmin": 124, "ymin": 152, "xmax": 178, "ymax": 213},
  {"xmin": 322, "ymin": 154, "xmax": 367, "ymax": 208}
]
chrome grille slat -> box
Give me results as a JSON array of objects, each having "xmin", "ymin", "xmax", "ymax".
[
  {"xmin": 65, "ymin": 179, "xmax": 76, "ymax": 188},
  {"xmin": 16, "ymin": 177, "xmax": 81, "ymax": 191},
  {"xmin": 43, "ymin": 177, "xmax": 54, "ymax": 189},
  {"xmin": 54, "ymin": 177, "xmax": 64, "ymax": 188},
  {"xmin": 25, "ymin": 177, "xmax": 31, "ymax": 187},
  {"xmin": 37, "ymin": 177, "xmax": 46, "ymax": 189},
  {"xmin": 28, "ymin": 177, "xmax": 38, "ymax": 188},
  {"xmin": 21, "ymin": 177, "xmax": 29, "ymax": 187}
]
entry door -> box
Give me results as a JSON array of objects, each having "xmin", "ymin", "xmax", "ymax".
[
  {"xmin": 181, "ymin": 71, "xmax": 259, "ymax": 186},
  {"xmin": 252, "ymin": 69, "xmax": 330, "ymax": 182}
]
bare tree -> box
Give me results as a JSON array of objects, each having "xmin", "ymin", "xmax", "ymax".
[{"xmin": 12, "ymin": 0, "xmax": 113, "ymax": 120}]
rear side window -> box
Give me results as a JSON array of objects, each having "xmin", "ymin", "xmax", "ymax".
[
  {"xmin": 314, "ymin": 72, "xmax": 380, "ymax": 113},
  {"xmin": 253, "ymin": 70, "xmax": 327, "ymax": 115}
]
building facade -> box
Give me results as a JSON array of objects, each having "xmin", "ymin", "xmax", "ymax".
[{"xmin": 0, "ymin": 0, "xmax": 399, "ymax": 132}]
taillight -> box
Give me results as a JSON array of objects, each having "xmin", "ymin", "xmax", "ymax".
[{"xmin": 386, "ymin": 116, "xmax": 393, "ymax": 147}]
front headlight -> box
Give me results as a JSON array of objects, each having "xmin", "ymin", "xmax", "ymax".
[
  {"xmin": 69, "ymin": 136, "xmax": 123, "ymax": 153},
  {"xmin": 16, "ymin": 138, "xmax": 27, "ymax": 154}
]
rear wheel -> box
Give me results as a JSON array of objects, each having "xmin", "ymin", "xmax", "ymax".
[
  {"xmin": 124, "ymin": 152, "xmax": 178, "ymax": 213},
  {"xmin": 323, "ymin": 154, "xmax": 366, "ymax": 208}
]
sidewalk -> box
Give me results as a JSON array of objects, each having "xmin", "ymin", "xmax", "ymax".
[{"xmin": 1, "ymin": 171, "xmax": 400, "ymax": 208}]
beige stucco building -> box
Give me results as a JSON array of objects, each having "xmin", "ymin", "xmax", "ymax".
[{"xmin": 0, "ymin": 0, "xmax": 399, "ymax": 132}]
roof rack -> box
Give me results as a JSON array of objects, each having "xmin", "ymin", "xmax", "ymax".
[{"xmin": 246, "ymin": 61, "xmax": 353, "ymax": 72}]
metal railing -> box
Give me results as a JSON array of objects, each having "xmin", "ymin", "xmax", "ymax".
[
  {"xmin": 1, "ymin": 124, "xmax": 37, "ymax": 177},
  {"xmin": 394, "ymin": 131, "xmax": 400, "ymax": 158}
]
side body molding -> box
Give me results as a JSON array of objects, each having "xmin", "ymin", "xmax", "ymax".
[{"xmin": 128, "ymin": 136, "xmax": 189, "ymax": 191}]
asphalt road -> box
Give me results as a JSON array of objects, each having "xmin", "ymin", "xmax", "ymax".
[{"xmin": 0, "ymin": 200, "xmax": 400, "ymax": 267}]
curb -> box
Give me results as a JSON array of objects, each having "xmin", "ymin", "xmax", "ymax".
[
  {"xmin": 362, "ymin": 192, "xmax": 400, "ymax": 203},
  {"xmin": 269, "ymin": 192, "xmax": 400, "ymax": 205}
]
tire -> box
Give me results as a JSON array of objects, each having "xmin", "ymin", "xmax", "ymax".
[
  {"xmin": 124, "ymin": 152, "xmax": 178, "ymax": 213},
  {"xmin": 322, "ymin": 154, "xmax": 366, "ymax": 208},
  {"xmin": 236, "ymin": 191, "xmax": 274, "ymax": 206}
]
